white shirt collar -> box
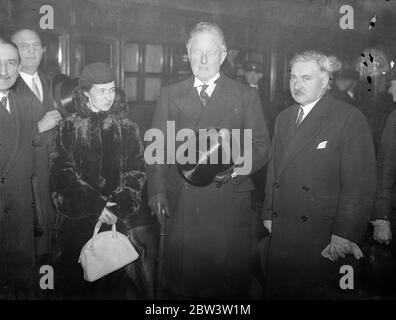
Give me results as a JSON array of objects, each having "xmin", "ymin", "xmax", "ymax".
[
  {"xmin": 0, "ymin": 91, "xmax": 9, "ymax": 99},
  {"xmin": 193, "ymin": 73, "xmax": 220, "ymax": 88},
  {"xmin": 19, "ymin": 71, "xmax": 43, "ymax": 102},
  {"xmin": 299, "ymin": 95, "xmax": 322, "ymax": 121},
  {"xmin": 20, "ymin": 71, "xmax": 39, "ymax": 81}
]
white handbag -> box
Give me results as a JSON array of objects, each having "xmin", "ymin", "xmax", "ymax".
[{"xmin": 78, "ymin": 221, "xmax": 139, "ymax": 282}]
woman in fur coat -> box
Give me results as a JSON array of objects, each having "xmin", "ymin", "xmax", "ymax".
[{"xmin": 50, "ymin": 63, "xmax": 150, "ymax": 299}]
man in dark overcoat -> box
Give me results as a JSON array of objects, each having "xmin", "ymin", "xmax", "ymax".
[
  {"xmin": 147, "ymin": 22, "xmax": 271, "ymax": 299},
  {"xmin": 262, "ymin": 51, "xmax": 376, "ymax": 299},
  {"xmin": 12, "ymin": 29, "xmax": 62, "ymax": 261},
  {"xmin": 0, "ymin": 38, "xmax": 38, "ymax": 298}
]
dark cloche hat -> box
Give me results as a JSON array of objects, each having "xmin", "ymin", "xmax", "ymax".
[{"xmin": 79, "ymin": 62, "xmax": 115, "ymax": 87}]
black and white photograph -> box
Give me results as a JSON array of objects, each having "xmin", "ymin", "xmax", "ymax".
[{"xmin": 1, "ymin": 0, "xmax": 396, "ymax": 305}]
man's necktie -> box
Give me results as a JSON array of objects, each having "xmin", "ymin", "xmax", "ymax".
[
  {"xmin": 296, "ymin": 106, "xmax": 304, "ymax": 127},
  {"xmin": 0, "ymin": 96, "xmax": 9, "ymax": 113},
  {"xmin": 199, "ymin": 84, "xmax": 210, "ymax": 107},
  {"xmin": 31, "ymin": 76, "xmax": 42, "ymax": 102}
]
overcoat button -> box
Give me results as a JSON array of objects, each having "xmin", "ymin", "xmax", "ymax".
[
  {"xmin": 274, "ymin": 182, "xmax": 280, "ymax": 188},
  {"xmin": 300, "ymin": 215, "xmax": 308, "ymax": 222},
  {"xmin": 273, "ymin": 212, "xmax": 278, "ymax": 218},
  {"xmin": 302, "ymin": 185, "xmax": 309, "ymax": 191}
]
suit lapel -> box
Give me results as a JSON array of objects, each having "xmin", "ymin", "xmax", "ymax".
[
  {"xmin": 17, "ymin": 75, "xmax": 45, "ymax": 115},
  {"xmin": 277, "ymin": 94, "xmax": 331, "ymax": 176},
  {"xmin": 173, "ymin": 77, "xmax": 204, "ymax": 127},
  {"xmin": 197, "ymin": 74, "xmax": 237, "ymax": 128},
  {"xmin": 280, "ymin": 103, "xmax": 299, "ymax": 148},
  {"xmin": 38, "ymin": 71, "xmax": 52, "ymax": 112},
  {"xmin": 2, "ymin": 91, "xmax": 25, "ymax": 176}
]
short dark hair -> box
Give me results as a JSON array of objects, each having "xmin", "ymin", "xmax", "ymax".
[
  {"xmin": 0, "ymin": 36, "xmax": 21, "ymax": 63},
  {"xmin": 11, "ymin": 28, "xmax": 43, "ymax": 46},
  {"xmin": 186, "ymin": 21, "xmax": 227, "ymax": 52}
]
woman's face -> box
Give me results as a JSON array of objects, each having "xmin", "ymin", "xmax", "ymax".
[{"xmin": 84, "ymin": 81, "xmax": 116, "ymax": 112}]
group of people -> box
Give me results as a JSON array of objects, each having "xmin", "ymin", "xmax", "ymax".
[
  {"xmin": 0, "ymin": 29, "xmax": 149, "ymax": 299},
  {"xmin": 0, "ymin": 21, "xmax": 395, "ymax": 300}
]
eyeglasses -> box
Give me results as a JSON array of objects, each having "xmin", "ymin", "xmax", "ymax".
[{"xmin": 94, "ymin": 87, "xmax": 116, "ymax": 96}]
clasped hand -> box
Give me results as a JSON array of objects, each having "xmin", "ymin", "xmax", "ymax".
[
  {"xmin": 321, "ymin": 234, "xmax": 363, "ymax": 261},
  {"xmin": 99, "ymin": 202, "xmax": 118, "ymax": 225},
  {"xmin": 372, "ymin": 220, "xmax": 392, "ymax": 245},
  {"xmin": 149, "ymin": 193, "xmax": 169, "ymax": 224}
]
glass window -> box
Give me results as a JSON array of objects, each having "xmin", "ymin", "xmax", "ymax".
[
  {"xmin": 145, "ymin": 44, "xmax": 163, "ymax": 73},
  {"xmin": 124, "ymin": 43, "xmax": 139, "ymax": 72},
  {"xmin": 144, "ymin": 78, "xmax": 161, "ymax": 101},
  {"xmin": 124, "ymin": 77, "xmax": 137, "ymax": 101}
]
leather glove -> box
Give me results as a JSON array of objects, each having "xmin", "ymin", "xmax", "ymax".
[
  {"xmin": 99, "ymin": 202, "xmax": 118, "ymax": 225},
  {"xmin": 214, "ymin": 172, "xmax": 232, "ymax": 186},
  {"xmin": 321, "ymin": 234, "xmax": 364, "ymax": 261},
  {"xmin": 371, "ymin": 219, "xmax": 392, "ymax": 245},
  {"xmin": 262, "ymin": 220, "xmax": 272, "ymax": 233},
  {"xmin": 149, "ymin": 193, "xmax": 169, "ymax": 224}
]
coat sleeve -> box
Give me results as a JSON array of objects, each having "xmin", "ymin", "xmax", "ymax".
[
  {"xmin": 231, "ymin": 88, "xmax": 271, "ymax": 185},
  {"xmin": 50, "ymin": 120, "xmax": 107, "ymax": 221},
  {"xmin": 262, "ymin": 115, "xmax": 280, "ymax": 220},
  {"xmin": 108, "ymin": 119, "xmax": 147, "ymax": 220},
  {"xmin": 147, "ymin": 88, "xmax": 170, "ymax": 201},
  {"xmin": 374, "ymin": 111, "xmax": 396, "ymax": 221},
  {"xmin": 332, "ymin": 111, "xmax": 376, "ymax": 243}
]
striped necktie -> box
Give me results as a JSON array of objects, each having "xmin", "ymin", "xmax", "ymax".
[
  {"xmin": 199, "ymin": 84, "xmax": 209, "ymax": 107},
  {"xmin": 31, "ymin": 76, "xmax": 42, "ymax": 102},
  {"xmin": 0, "ymin": 96, "xmax": 9, "ymax": 113},
  {"xmin": 296, "ymin": 106, "xmax": 304, "ymax": 127}
]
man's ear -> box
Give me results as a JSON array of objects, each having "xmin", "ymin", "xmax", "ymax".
[
  {"xmin": 220, "ymin": 50, "xmax": 227, "ymax": 65},
  {"xmin": 186, "ymin": 46, "xmax": 191, "ymax": 62},
  {"xmin": 321, "ymin": 72, "xmax": 330, "ymax": 89}
]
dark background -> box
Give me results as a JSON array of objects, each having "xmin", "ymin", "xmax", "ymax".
[{"xmin": 0, "ymin": 0, "xmax": 395, "ymax": 139}]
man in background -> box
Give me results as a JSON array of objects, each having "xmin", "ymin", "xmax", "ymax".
[{"xmin": 11, "ymin": 29, "xmax": 61, "ymax": 263}]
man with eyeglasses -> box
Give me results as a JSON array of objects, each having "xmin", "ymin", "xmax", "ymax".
[{"xmin": 11, "ymin": 28, "xmax": 61, "ymax": 267}]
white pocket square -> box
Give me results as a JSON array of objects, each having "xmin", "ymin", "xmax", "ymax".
[{"xmin": 316, "ymin": 141, "xmax": 327, "ymax": 149}]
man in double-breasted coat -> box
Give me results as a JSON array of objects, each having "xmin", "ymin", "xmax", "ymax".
[
  {"xmin": 147, "ymin": 22, "xmax": 270, "ymax": 298},
  {"xmin": 12, "ymin": 29, "xmax": 62, "ymax": 260},
  {"xmin": 0, "ymin": 38, "xmax": 38, "ymax": 297},
  {"xmin": 262, "ymin": 51, "xmax": 376, "ymax": 299}
]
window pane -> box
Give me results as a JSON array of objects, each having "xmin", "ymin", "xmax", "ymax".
[
  {"xmin": 172, "ymin": 46, "xmax": 190, "ymax": 74},
  {"xmin": 124, "ymin": 43, "xmax": 139, "ymax": 72},
  {"xmin": 40, "ymin": 33, "xmax": 62, "ymax": 77},
  {"xmin": 83, "ymin": 40, "xmax": 111, "ymax": 66},
  {"xmin": 144, "ymin": 78, "xmax": 161, "ymax": 102},
  {"xmin": 125, "ymin": 77, "xmax": 137, "ymax": 101},
  {"xmin": 145, "ymin": 44, "xmax": 163, "ymax": 73}
]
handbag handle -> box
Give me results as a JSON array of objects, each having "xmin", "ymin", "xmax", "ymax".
[{"xmin": 90, "ymin": 221, "xmax": 117, "ymax": 251}]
